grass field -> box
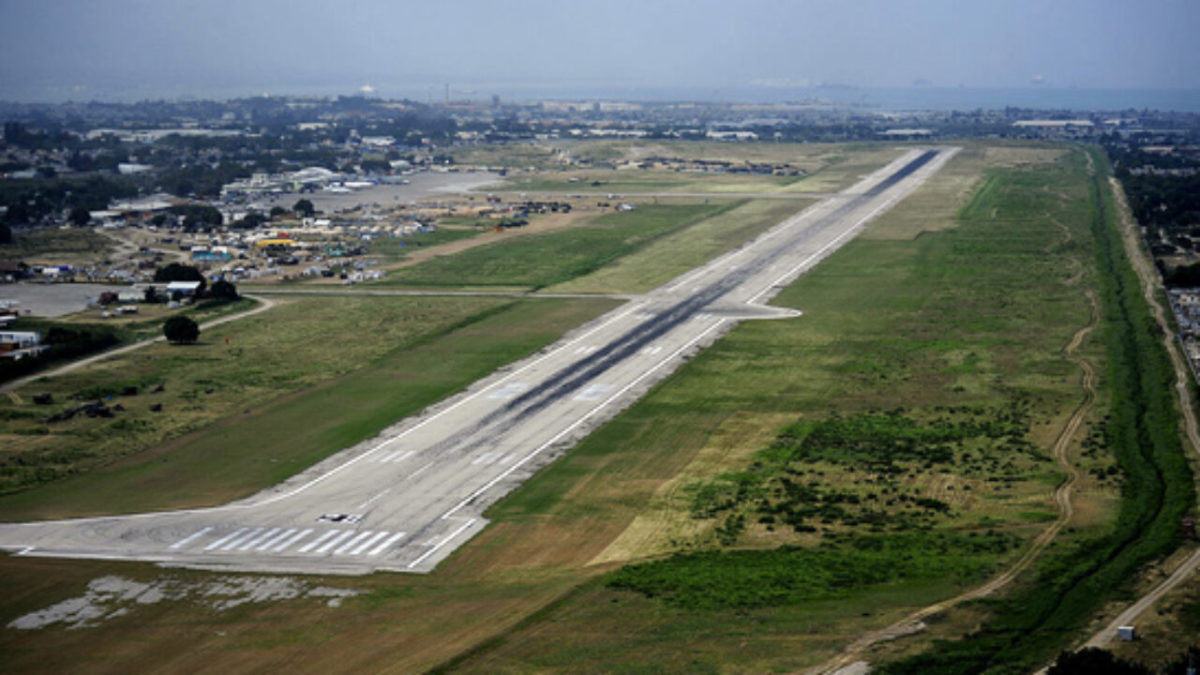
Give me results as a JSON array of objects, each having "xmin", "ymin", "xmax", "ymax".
[
  {"xmin": 0, "ymin": 296, "xmax": 617, "ymax": 517},
  {"xmin": 0, "ymin": 227, "xmax": 114, "ymax": 261},
  {"xmin": 0, "ymin": 142, "xmax": 1145, "ymax": 674},
  {"xmin": 437, "ymin": 146, "xmax": 1125, "ymax": 672},
  {"xmin": 372, "ymin": 202, "xmax": 737, "ymax": 290},
  {"xmin": 548, "ymin": 198, "xmax": 810, "ymax": 294}
]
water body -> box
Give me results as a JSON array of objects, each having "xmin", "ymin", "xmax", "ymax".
[{"xmin": 7, "ymin": 82, "xmax": 1199, "ymax": 113}]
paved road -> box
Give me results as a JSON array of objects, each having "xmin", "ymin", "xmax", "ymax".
[{"xmin": 0, "ymin": 148, "xmax": 957, "ymax": 575}]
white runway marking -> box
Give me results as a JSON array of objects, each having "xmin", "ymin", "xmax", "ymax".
[
  {"xmin": 169, "ymin": 527, "xmax": 212, "ymax": 550},
  {"xmin": 334, "ymin": 531, "xmax": 375, "ymax": 555},
  {"xmin": 641, "ymin": 346, "xmax": 663, "ymax": 356},
  {"xmin": 355, "ymin": 489, "xmax": 392, "ymax": 510},
  {"xmin": 297, "ymin": 530, "xmax": 338, "ymax": 553},
  {"xmin": 203, "ymin": 528, "xmax": 247, "ymax": 551},
  {"xmin": 377, "ymin": 450, "xmax": 413, "ymax": 463},
  {"xmin": 257, "ymin": 528, "xmax": 296, "ymax": 551},
  {"xmin": 471, "ymin": 452, "xmax": 498, "ymax": 465},
  {"xmin": 273, "ymin": 528, "xmax": 313, "ymax": 552},
  {"xmin": 573, "ymin": 383, "xmax": 614, "ymax": 401},
  {"xmin": 315, "ymin": 530, "xmax": 356, "ymax": 554},
  {"xmin": 220, "ymin": 527, "xmax": 263, "ymax": 551},
  {"xmin": 349, "ymin": 531, "xmax": 390, "ymax": 555},
  {"xmin": 407, "ymin": 519, "xmax": 477, "ymax": 569},
  {"xmin": 409, "ymin": 462, "xmax": 435, "ymax": 479},
  {"xmin": 238, "ymin": 527, "xmax": 279, "ymax": 551},
  {"xmin": 574, "ymin": 345, "xmax": 599, "ymax": 355},
  {"xmin": 367, "ymin": 532, "xmax": 407, "ymax": 556}
]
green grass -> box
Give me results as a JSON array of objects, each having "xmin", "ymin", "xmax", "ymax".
[
  {"xmin": 605, "ymin": 532, "xmax": 1017, "ymax": 611},
  {"xmin": 878, "ymin": 148, "xmax": 1195, "ymax": 674},
  {"xmin": 372, "ymin": 202, "xmax": 737, "ymax": 290},
  {"xmin": 549, "ymin": 199, "xmax": 808, "ymax": 294},
  {"xmin": 440, "ymin": 147, "xmax": 1122, "ymax": 672},
  {"xmin": 0, "ymin": 227, "xmax": 114, "ymax": 258},
  {"xmin": 0, "ymin": 296, "xmax": 617, "ymax": 517}
]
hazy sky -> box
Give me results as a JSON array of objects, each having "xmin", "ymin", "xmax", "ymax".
[{"xmin": 1, "ymin": 0, "xmax": 1198, "ymax": 101}]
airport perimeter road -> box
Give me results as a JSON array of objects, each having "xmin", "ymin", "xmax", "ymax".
[{"xmin": 0, "ymin": 147, "xmax": 957, "ymax": 575}]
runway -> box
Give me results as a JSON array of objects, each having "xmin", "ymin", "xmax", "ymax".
[{"xmin": 0, "ymin": 147, "xmax": 957, "ymax": 575}]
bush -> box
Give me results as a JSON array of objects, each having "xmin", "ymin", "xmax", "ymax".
[
  {"xmin": 163, "ymin": 316, "xmax": 200, "ymax": 344},
  {"xmin": 209, "ymin": 279, "xmax": 239, "ymax": 301}
]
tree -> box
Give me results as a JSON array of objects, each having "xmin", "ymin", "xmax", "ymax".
[
  {"xmin": 293, "ymin": 199, "xmax": 315, "ymax": 218},
  {"xmin": 269, "ymin": 206, "xmax": 288, "ymax": 218},
  {"xmin": 209, "ymin": 279, "xmax": 239, "ymax": 302},
  {"xmin": 68, "ymin": 206, "xmax": 92, "ymax": 227},
  {"xmin": 153, "ymin": 263, "xmax": 207, "ymax": 294},
  {"xmin": 163, "ymin": 316, "xmax": 200, "ymax": 344},
  {"xmin": 0, "ymin": 222, "xmax": 10, "ymax": 245}
]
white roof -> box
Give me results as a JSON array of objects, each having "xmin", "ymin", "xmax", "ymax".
[{"xmin": 166, "ymin": 281, "xmax": 202, "ymax": 291}]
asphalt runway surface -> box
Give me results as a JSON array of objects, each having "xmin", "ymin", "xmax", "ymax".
[{"xmin": 0, "ymin": 147, "xmax": 957, "ymax": 575}]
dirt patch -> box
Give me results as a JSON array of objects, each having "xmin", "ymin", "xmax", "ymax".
[{"xmin": 8, "ymin": 575, "xmax": 362, "ymax": 630}]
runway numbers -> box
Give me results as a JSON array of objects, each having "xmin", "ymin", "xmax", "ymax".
[{"xmin": 573, "ymin": 383, "xmax": 615, "ymax": 402}]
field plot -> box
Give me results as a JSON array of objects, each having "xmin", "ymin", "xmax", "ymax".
[
  {"xmin": 547, "ymin": 199, "xmax": 810, "ymax": 294},
  {"xmin": 372, "ymin": 202, "xmax": 735, "ymax": 290}
]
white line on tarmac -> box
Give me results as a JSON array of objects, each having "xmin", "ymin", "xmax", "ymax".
[
  {"xmin": 203, "ymin": 528, "xmax": 247, "ymax": 551},
  {"xmin": 334, "ymin": 531, "xmax": 375, "ymax": 554},
  {"xmin": 349, "ymin": 531, "xmax": 390, "ymax": 555},
  {"xmin": 238, "ymin": 527, "xmax": 279, "ymax": 551},
  {"xmin": 367, "ymin": 532, "xmax": 406, "ymax": 556},
  {"xmin": 407, "ymin": 518, "xmax": 477, "ymax": 569},
  {"xmin": 315, "ymin": 530, "xmax": 356, "ymax": 554},
  {"xmin": 409, "ymin": 462, "xmax": 435, "ymax": 479},
  {"xmin": 355, "ymin": 489, "xmax": 392, "ymax": 511},
  {"xmin": 257, "ymin": 528, "xmax": 296, "ymax": 551},
  {"xmin": 441, "ymin": 318, "xmax": 730, "ymax": 521},
  {"xmin": 232, "ymin": 300, "xmax": 648, "ymax": 507},
  {"xmin": 169, "ymin": 527, "xmax": 212, "ymax": 549},
  {"xmin": 273, "ymin": 528, "xmax": 312, "ymax": 552},
  {"xmin": 220, "ymin": 527, "xmax": 263, "ymax": 551},
  {"xmin": 297, "ymin": 530, "xmax": 337, "ymax": 553}
]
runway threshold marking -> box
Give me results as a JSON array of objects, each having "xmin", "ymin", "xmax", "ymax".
[
  {"xmin": 169, "ymin": 527, "xmax": 212, "ymax": 549},
  {"xmin": 257, "ymin": 528, "xmax": 296, "ymax": 551},
  {"xmin": 220, "ymin": 528, "xmax": 263, "ymax": 551},
  {"xmin": 315, "ymin": 530, "xmax": 357, "ymax": 554},
  {"xmin": 349, "ymin": 531, "xmax": 390, "ymax": 555},
  {"xmin": 273, "ymin": 528, "xmax": 313, "ymax": 552},
  {"xmin": 238, "ymin": 527, "xmax": 280, "ymax": 550},
  {"xmin": 203, "ymin": 528, "xmax": 247, "ymax": 551},
  {"xmin": 297, "ymin": 530, "xmax": 338, "ymax": 553},
  {"xmin": 367, "ymin": 532, "xmax": 407, "ymax": 556},
  {"xmin": 334, "ymin": 531, "xmax": 376, "ymax": 554}
]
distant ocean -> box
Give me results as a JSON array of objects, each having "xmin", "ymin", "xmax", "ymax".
[{"xmin": 6, "ymin": 81, "xmax": 1200, "ymax": 113}]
